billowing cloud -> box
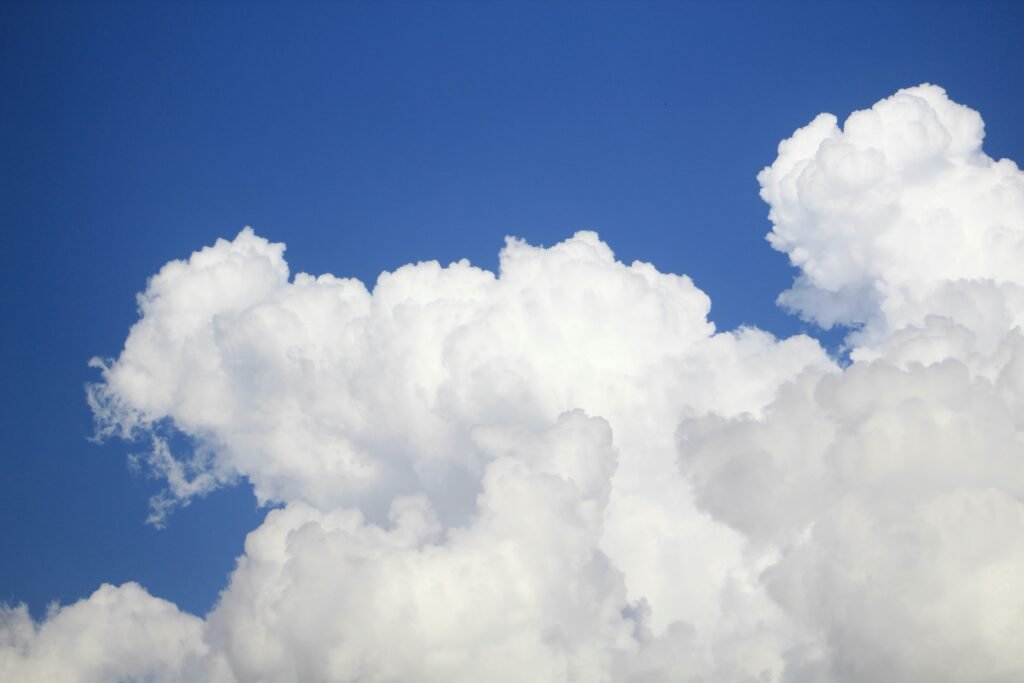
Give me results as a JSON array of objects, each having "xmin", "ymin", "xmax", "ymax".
[
  {"xmin": 0, "ymin": 583, "xmax": 223, "ymax": 682},
  {"xmin": 80, "ymin": 224, "xmax": 827, "ymax": 681},
  {"xmin": 5, "ymin": 84, "xmax": 1023, "ymax": 682},
  {"xmin": 680, "ymin": 350, "xmax": 1024, "ymax": 682},
  {"xmin": 759, "ymin": 84, "xmax": 1024, "ymax": 357},
  {"xmin": 683, "ymin": 84, "xmax": 1024, "ymax": 681},
  {"xmin": 86, "ymin": 228, "xmax": 825, "ymax": 524}
]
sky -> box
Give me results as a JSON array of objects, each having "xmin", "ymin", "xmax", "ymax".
[{"xmin": 2, "ymin": 1, "xmax": 1024, "ymax": 682}]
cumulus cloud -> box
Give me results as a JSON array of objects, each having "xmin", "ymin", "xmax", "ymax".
[
  {"xmin": 78, "ymin": 224, "xmax": 828, "ymax": 681},
  {"xmin": 759, "ymin": 84, "xmax": 1024, "ymax": 357},
  {"xmin": 5, "ymin": 84, "xmax": 1023, "ymax": 682},
  {"xmin": 682, "ymin": 84, "xmax": 1024, "ymax": 681},
  {"xmin": 680, "ymin": 355, "xmax": 1024, "ymax": 682},
  {"xmin": 0, "ymin": 583, "xmax": 225, "ymax": 682},
  {"xmin": 87, "ymin": 228, "xmax": 824, "ymax": 522}
]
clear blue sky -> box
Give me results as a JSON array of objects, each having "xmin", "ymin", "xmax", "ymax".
[{"xmin": 2, "ymin": 0, "xmax": 1023, "ymax": 618}]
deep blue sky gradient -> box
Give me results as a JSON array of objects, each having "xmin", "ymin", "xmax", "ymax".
[{"xmin": 3, "ymin": 0, "xmax": 1024, "ymax": 617}]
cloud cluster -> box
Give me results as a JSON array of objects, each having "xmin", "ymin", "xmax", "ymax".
[{"xmin": 5, "ymin": 84, "xmax": 1024, "ymax": 682}]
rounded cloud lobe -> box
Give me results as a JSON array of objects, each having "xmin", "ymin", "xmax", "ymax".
[
  {"xmin": 759, "ymin": 84, "xmax": 1024, "ymax": 356},
  {"xmin": 6, "ymin": 84, "xmax": 1024, "ymax": 682}
]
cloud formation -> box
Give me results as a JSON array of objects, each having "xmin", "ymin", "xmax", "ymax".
[
  {"xmin": 5, "ymin": 84, "xmax": 1024, "ymax": 682},
  {"xmin": 760, "ymin": 84, "xmax": 1024, "ymax": 357}
]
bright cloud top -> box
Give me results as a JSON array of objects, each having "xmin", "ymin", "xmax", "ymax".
[
  {"xmin": 87, "ymin": 228, "xmax": 823, "ymax": 525},
  {"xmin": 761, "ymin": 84, "xmax": 1024, "ymax": 356},
  {"xmin": 4, "ymin": 85, "xmax": 1024, "ymax": 682}
]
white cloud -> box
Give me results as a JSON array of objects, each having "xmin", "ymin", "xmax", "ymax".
[
  {"xmin": 205, "ymin": 413, "xmax": 636, "ymax": 682},
  {"xmin": 681, "ymin": 84, "xmax": 1024, "ymax": 681},
  {"xmin": 85, "ymin": 225, "xmax": 830, "ymax": 660},
  {"xmin": 79, "ymin": 226, "xmax": 829, "ymax": 681},
  {"xmin": 759, "ymin": 84, "xmax": 1024, "ymax": 357},
  {"xmin": 6, "ymin": 83, "xmax": 1024, "ymax": 682},
  {"xmin": 0, "ymin": 583, "xmax": 226, "ymax": 683},
  {"xmin": 88, "ymin": 229, "xmax": 825, "ymax": 519},
  {"xmin": 680, "ymin": 341, "xmax": 1024, "ymax": 682}
]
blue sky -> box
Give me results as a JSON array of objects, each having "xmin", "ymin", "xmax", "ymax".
[{"xmin": 2, "ymin": 0, "xmax": 1023, "ymax": 635}]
